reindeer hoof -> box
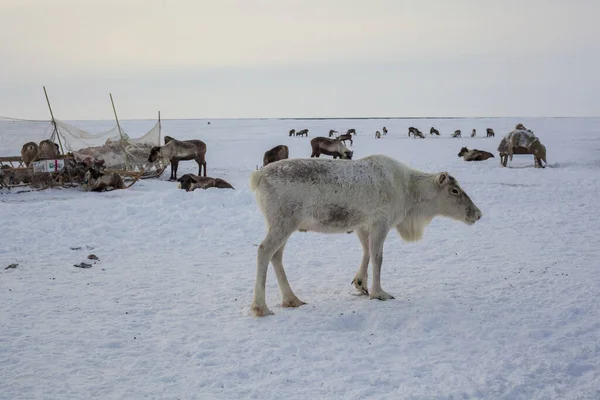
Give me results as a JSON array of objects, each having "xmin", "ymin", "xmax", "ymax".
[
  {"xmin": 370, "ymin": 290, "xmax": 394, "ymax": 301},
  {"xmin": 351, "ymin": 278, "xmax": 369, "ymax": 296},
  {"xmin": 250, "ymin": 304, "xmax": 274, "ymax": 317},
  {"xmin": 282, "ymin": 297, "xmax": 306, "ymax": 308}
]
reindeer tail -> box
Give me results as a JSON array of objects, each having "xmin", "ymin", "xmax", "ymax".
[{"xmin": 249, "ymin": 169, "xmax": 263, "ymax": 192}]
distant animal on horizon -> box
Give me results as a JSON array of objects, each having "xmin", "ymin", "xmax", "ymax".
[
  {"xmin": 430, "ymin": 127, "xmax": 440, "ymax": 136},
  {"xmin": 329, "ymin": 129, "xmax": 338, "ymax": 138},
  {"xmin": 408, "ymin": 127, "xmax": 425, "ymax": 138},
  {"xmin": 382, "ymin": 127, "xmax": 388, "ymax": 135},
  {"xmin": 457, "ymin": 147, "xmax": 495, "ymax": 161},
  {"xmin": 247, "ymin": 155, "xmax": 482, "ymax": 317},
  {"xmin": 346, "ymin": 128, "xmax": 356, "ymax": 135},
  {"xmin": 296, "ymin": 129, "xmax": 309, "ymax": 137},
  {"xmin": 471, "ymin": 129, "xmax": 476, "ymax": 138},
  {"xmin": 486, "ymin": 128, "xmax": 495, "ymax": 137},
  {"xmin": 177, "ymin": 173, "xmax": 234, "ymax": 192},
  {"xmin": 336, "ymin": 133, "xmax": 353, "ymax": 146},
  {"xmin": 289, "ymin": 129, "xmax": 296, "ymax": 137},
  {"xmin": 310, "ymin": 137, "xmax": 353, "ymax": 159},
  {"xmin": 451, "ymin": 130, "xmax": 461, "ymax": 138},
  {"xmin": 148, "ymin": 138, "xmax": 207, "ymax": 180},
  {"xmin": 498, "ymin": 124, "xmax": 547, "ymax": 168},
  {"xmin": 375, "ymin": 131, "xmax": 382, "ymax": 139},
  {"xmin": 263, "ymin": 145, "xmax": 289, "ymax": 167}
]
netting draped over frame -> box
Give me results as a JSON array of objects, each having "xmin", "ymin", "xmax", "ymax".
[
  {"xmin": 0, "ymin": 116, "xmax": 163, "ymax": 173},
  {"xmin": 0, "ymin": 116, "xmax": 56, "ymax": 156}
]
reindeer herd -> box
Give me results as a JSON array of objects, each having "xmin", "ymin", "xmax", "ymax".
[{"xmin": 139, "ymin": 122, "xmax": 547, "ymax": 197}]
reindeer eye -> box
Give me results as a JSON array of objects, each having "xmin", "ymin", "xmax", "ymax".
[{"xmin": 451, "ymin": 188, "xmax": 460, "ymax": 196}]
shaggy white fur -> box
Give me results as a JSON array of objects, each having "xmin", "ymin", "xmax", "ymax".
[{"xmin": 249, "ymin": 155, "xmax": 483, "ymax": 317}]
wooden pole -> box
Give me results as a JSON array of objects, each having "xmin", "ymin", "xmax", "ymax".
[
  {"xmin": 43, "ymin": 86, "xmax": 65, "ymax": 155},
  {"xmin": 158, "ymin": 110, "xmax": 161, "ymax": 146},
  {"xmin": 109, "ymin": 93, "xmax": 125, "ymax": 141}
]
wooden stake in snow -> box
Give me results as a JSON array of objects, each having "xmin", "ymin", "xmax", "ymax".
[{"xmin": 43, "ymin": 86, "xmax": 65, "ymax": 155}]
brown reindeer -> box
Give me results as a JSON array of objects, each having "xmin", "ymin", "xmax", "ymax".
[
  {"xmin": 336, "ymin": 133, "xmax": 353, "ymax": 146},
  {"xmin": 430, "ymin": 127, "xmax": 440, "ymax": 136},
  {"xmin": 382, "ymin": 127, "xmax": 388, "ymax": 135},
  {"xmin": 375, "ymin": 131, "xmax": 382, "ymax": 139},
  {"xmin": 346, "ymin": 128, "xmax": 356, "ymax": 135},
  {"xmin": 84, "ymin": 170, "xmax": 127, "ymax": 192},
  {"xmin": 310, "ymin": 137, "xmax": 353, "ymax": 159},
  {"xmin": 177, "ymin": 174, "xmax": 234, "ymax": 191},
  {"xmin": 498, "ymin": 125, "xmax": 547, "ymax": 168},
  {"xmin": 328, "ymin": 129, "xmax": 338, "ymax": 138},
  {"xmin": 263, "ymin": 145, "xmax": 289, "ymax": 167},
  {"xmin": 451, "ymin": 130, "xmax": 461, "ymax": 138},
  {"xmin": 457, "ymin": 147, "xmax": 495, "ymax": 161},
  {"xmin": 408, "ymin": 127, "xmax": 424, "ymax": 138},
  {"xmin": 296, "ymin": 129, "xmax": 309, "ymax": 137},
  {"xmin": 148, "ymin": 138, "xmax": 207, "ymax": 180},
  {"xmin": 289, "ymin": 129, "xmax": 296, "ymax": 137},
  {"xmin": 20, "ymin": 140, "xmax": 60, "ymax": 167},
  {"xmin": 486, "ymin": 128, "xmax": 495, "ymax": 137},
  {"xmin": 21, "ymin": 142, "xmax": 39, "ymax": 167},
  {"xmin": 471, "ymin": 129, "xmax": 477, "ymax": 138}
]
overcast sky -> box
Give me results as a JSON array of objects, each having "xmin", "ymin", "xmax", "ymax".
[{"xmin": 1, "ymin": 0, "xmax": 598, "ymax": 120}]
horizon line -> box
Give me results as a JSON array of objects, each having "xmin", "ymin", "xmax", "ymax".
[{"xmin": 2, "ymin": 115, "xmax": 599, "ymax": 123}]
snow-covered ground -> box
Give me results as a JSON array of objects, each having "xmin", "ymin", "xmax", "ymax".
[{"xmin": 1, "ymin": 117, "xmax": 599, "ymax": 399}]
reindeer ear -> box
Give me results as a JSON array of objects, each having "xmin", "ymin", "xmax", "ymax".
[{"xmin": 435, "ymin": 172, "xmax": 449, "ymax": 186}]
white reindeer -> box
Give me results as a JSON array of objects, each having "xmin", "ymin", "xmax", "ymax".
[{"xmin": 248, "ymin": 155, "xmax": 483, "ymax": 317}]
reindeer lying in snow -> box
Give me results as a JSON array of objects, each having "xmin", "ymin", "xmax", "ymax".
[
  {"xmin": 310, "ymin": 137, "xmax": 353, "ymax": 159},
  {"xmin": 177, "ymin": 174, "xmax": 234, "ymax": 191},
  {"xmin": 457, "ymin": 147, "xmax": 495, "ymax": 161},
  {"xmin": 84, "ymin": 170, "xmax": 126, "ymax": 192},
  {"xmin": 148, "ymin": 138, "xmax": 207, "ymax": 180},
  {"xmin": 248, "ymin": 155, "xmax": 482, "ymax": 317}
]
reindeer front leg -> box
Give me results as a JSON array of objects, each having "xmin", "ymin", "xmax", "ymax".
[{"xmin": 352, "ymin": 227, "xmax": 370, "ymax": 295}]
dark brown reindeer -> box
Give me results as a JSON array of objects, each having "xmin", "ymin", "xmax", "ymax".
[
  {"xmin": 346, "ymin": 128, "xmax": 357, "ymax": 135},
  {"xmin": 310, "ymin": 137, "xmax": 353, "ymax": 159},
  {"xmin": 457, "ymin": 147, "xmax": 495, "ymax": 161},
  {"xmin": 408, "ymin": 127, "xmax": 424, "ymax": 138},
  {"xmin": 177, "ymin": 174, "xmax": 234, "ymax": 192},
  {"xmin": 471, "ymin": 129, "xmax": 477, "ymax": 138},
  {"xmin": 430, "ymin": 127, "xmax": 440, "ymax": 136},
  {"xmin": 382, "ymin": 127, "xmax": 388, "ymax": 135},
  {"xmin": 486, "ymin": 128, "xmax": 495, "ymax": 137},
  {"xmin": 336, "ymin": 133, "xmax": 353, "ymax": 146},
  {"xmin": 263, "ymin": 145, "xmax": 289, "ymax": 167},
  {"xmin": 296, "ymin": 129, "xmax": 309, "ymax": 137},
  {"xmin": 451, "ymin": 129, "xmax": 461, "ymax": 138},
  {"xmin": 148, "ymin": 138, "xmax": 207, "ymax": 180},
  {"xmin": 289, "ymin": 129, "xmax": 296, "ymax": 137}
]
